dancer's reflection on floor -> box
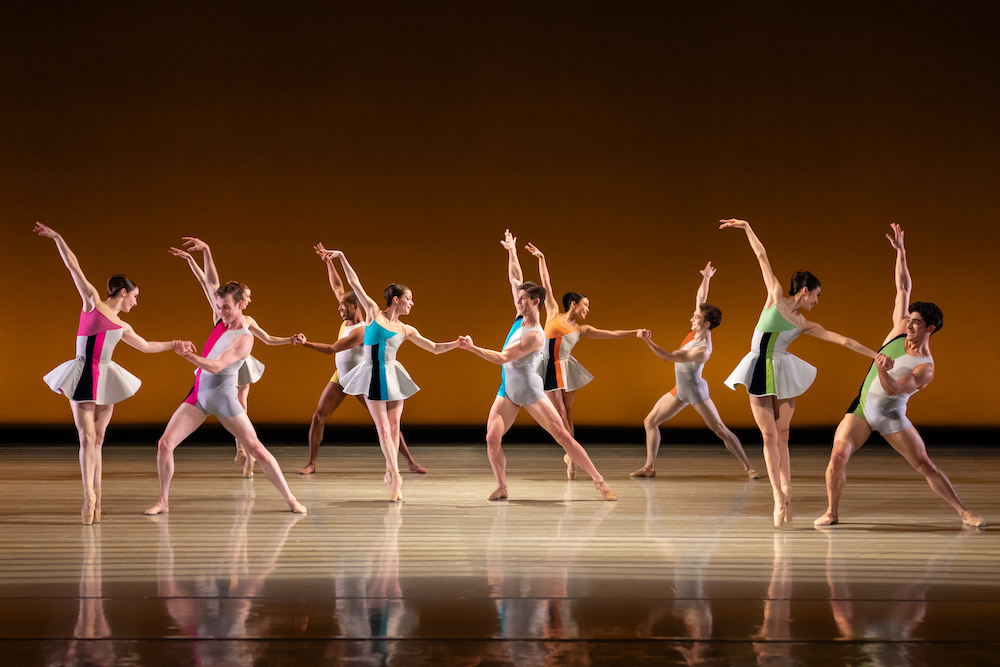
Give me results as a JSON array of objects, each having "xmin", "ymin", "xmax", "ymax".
[
  {"xmin": 147, "ymin": 481, "xmax": 303, "ymax": 666},
  {"xmin": 487, "ymin": 487, "xmax": 616, "ymax": 665},
  {"xmin": 638, "ymin": 478, "xmax": 754, "ymax": 666},
  {"xmin": 53, "ymin": 526, "xmax": 116, "ymax": 667},
  {"xmin": 822, "ymin": 528, "xmax": 969, "ymax": 666},
  {"xmin": 753, "ymin": 533, "xmax": 792, "ymax": 667}
]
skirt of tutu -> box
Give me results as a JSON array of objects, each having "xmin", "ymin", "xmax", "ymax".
[
  {"xmin": 339, "ymin": 360, "xmax": 419, "ymax": 401},
  {"xmin": 724, "ymin": 352, "xmax": 816, "ymax": 400},
  {"xmin": 43, "ymin": 358, "xmax": 142, "ymax": 405}
]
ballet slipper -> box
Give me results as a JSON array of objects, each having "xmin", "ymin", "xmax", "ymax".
[
  {"xmin": 299, "ymin": 463, "xmax": 316, "ymax": 475},
  {"xmin": 961, "ymin": 511, "xmax": 985, "ymax": 527},
  {"xmin": 289, "ymin": 501, "xmax": 307, "ymax": 514},
  {"xmin": 408, "ymin": 462, "xmax": 428, "ymax": 474},
  {"xmin": 488, "ymin": 487, "xmax": 508, "ymax": 501},
  {"xmin": 630, "ymin": 467, "xmax": 656, "ymax": 478},
  {"xmin": 145, "ymin": 503, "xmax": 169, "ymax": 515},
  {"xmin": 563, "ymin": 454, "xmax": 577, "ymax": 480},
  {"xmin": 813, "ymin": 511, "xmax": 838, "ymax": 527},
  {"xmin": 747, "ymin": 468, "xmax": 760, "ymax": 480},
  {"xmin": 595, "ymin": 479, "xmax": 618, "ymax": 501}
]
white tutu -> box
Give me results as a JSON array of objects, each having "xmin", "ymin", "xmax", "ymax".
[
  {"xmin": 237, "ymin": 354, "xmax": 265, "ymax": 386},
  {"xmin": 725, "ymin": 352, "xmax": 816, "ymax": 400},
  {"xmin": 44, "ymin": 358, "xmax": 142, "ymax": 405}
]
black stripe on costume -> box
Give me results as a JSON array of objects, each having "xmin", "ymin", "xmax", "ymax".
[
  {"xmin": 72, "ymin": 335, "xmax": 98, "ymax": 402},
  {"xmin": 748, "ymin": 332, "xmax": 772, "ymax": 396},
  {"xmin": 543, "ymin": 338, "xmax": 558, "ymax": 391},
  {"xmin": 367, "ymin": 343, "xmax": 383, "ymax": 400},
  {"xmin": 846, "ymin": 334, "xmax": 904, "ymax": 415}
]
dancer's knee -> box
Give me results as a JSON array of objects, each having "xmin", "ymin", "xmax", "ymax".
[
  {"xmin": 78, "ymin": 429, "xmax": 97, "ymax": 449},
  {"xmin": 912, "ymin": 455, "xmax": 938, "ymax": 478},
  {"xmin": 156, "ymin": 437, "xmax": 176, "ymax": 455},
  {"xmin": 643, "ymin": 414, "xmax": 661, "ymax": 432}
]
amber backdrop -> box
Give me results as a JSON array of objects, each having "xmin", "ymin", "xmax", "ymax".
[{"xmin": 2, "ymin": 3, "xmax": 997, "ymax": 428}]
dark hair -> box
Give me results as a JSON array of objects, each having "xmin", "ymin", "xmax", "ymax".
[
  {"xmin": 789, "ymin": 271, "xmax": 821, "ymax": 296},
  {"xmin": 215, "ymin": 282, "xmax": 246, "ymax": 304},
  {"xmin": 384, "ymin": 283, "xmax": 410, "ymax": 306},
  {"xmin": 562, "ymin": 292, "xmax": 586, "ymax": 311},
  {"xmin": 700, "ymin": 303, "xmax": 722, "ymax": 330},
  {"xmin": 909, "ymin": 302, "xmax": 943, "ymax": 334},
  {"xmin": 227, "ymin": 280, "xmax": 250, "ymax": 296},
  {"xmin": 519, "ymin": 281, "xmax": 546, "ymax": 311},
  {"xmin": 107, "ymin": 274, "xmax": 137, "ymax": 298},
  {"xmin": 341, "ymin": 290, "xmax": 359, "ymax": 306}
]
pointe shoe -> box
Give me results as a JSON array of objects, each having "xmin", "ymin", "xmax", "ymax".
[
  {"xmin": 243, "ymin": 457, "xmax": 255, "ymax": 478},
  {"xmin": 488, "ymin": 487, "xmax": 508, "ymax": 501},
  {"xmin": 630, "ymin": 467, "xmax": 656, "ymax": 478},
  {"xmin": 595, "ymin": 480, "xmax": 618, "ymax": 501},
  {"xmin": 747, "ymin": 468, "xmax": 760, "ymax": 480},
  {"xmin": 814, "ymin": 512, "xmax": 838, "ymax": 527},
  {"xmin": 772, "ymin": 493, "xmax": 788, "ymax": 528},
  {"xmin": 290, "ymin": 501, "xmax": 307, "ymax": 514},
  {"xmin": 81, "ymin": 510, "xmax": 94, "ymax": 525},
  {"xmin": 962, "ymin": 511, "xmax": 986, "ymax": 527},
  {"xmin": 563, "ymin": 454, "xmax": 577, "ymax": 480},
  {"xmin": 94, "ymin": 507, "xmax": 102, "ymax": 524},
  {"xmin": 387, "ymin": 471, "xmax": 403, "ymax": 502}
]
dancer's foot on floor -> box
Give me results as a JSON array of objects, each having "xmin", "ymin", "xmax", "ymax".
[
  {"xmin": 145, "ymin": 503, "xmax": 169, "ymax": 516},
  {"xmin": 962, "ymin": 511, "xmax": 986, "ymax": 527},
  {"xmin": 299, "ymin": 463, "xmax": 316, "ymax": 475},
  {"xmin": 289, "ymin": 501, "xmax": 307, "ymax": 514},
  {"xmin": 408, "ymin": 462, "xmax": 428, "ymax": 474},
  {"xmin": 746, "ymin": 468, "xmax": 760, "ymax": 480},
  {"xmin": 488, "ymin": 487, "xmax": 508, "ymax": 501},
  {"xmin": 630, "ymin": 467, "xmax": 656, "ymax": 478},
  {"xmin": 814, "ymin": 511, "xmax": 838, "ymax": 527},
  {"xmin": 595, "ymin": 479, "xmax": 618, "ymax": 501},
  {"xmin": 563, "ymin": 454, "xmax": 577, "ymax": 480}
]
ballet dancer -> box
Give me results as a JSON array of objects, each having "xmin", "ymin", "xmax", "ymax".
[
  {"xmin": 296, "ymin": 243, "xmax": 427, "ymax": 475},
  {"xmin": 814, "ymin": 224, "xmax": 984, "ymax": 527},
  {"xmin": 322, "ymin": 248, "xmax": 461, "ymax": 501},
  {"xmin": 523, "ymin": 242, "xmax": 643, "ymax": 478},
  {"xmin": 36, "ymin": 222, "xmax": 176, "ymax": 524},
  {"xmin": 144, "ymin": 281, "xmax": 305, "ymax": 515},
  {"xmin": 457, "ymin": 230, "xmax": 617, "ymax": 501},
  {"xmin": 169, "ymin": 237, "xmax": 297, "ymax": 477},
  {"xmin": 720, "ymin": 218, "xmax": 881, "ymax": 526},
  {"xmin": 631, "ymin": 261, "xmax": 758, "ymax": 479}
]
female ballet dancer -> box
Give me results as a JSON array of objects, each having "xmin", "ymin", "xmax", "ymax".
[
  {"xmin": 523, "ymin": 242, "xmax": 643, "ymax": 479},
  {"xmin": 457, "ymin": 230, "xmax": 617, "ymax": 502},
  {"xmin": 296, "ymin": 243, "xmax": 427, "ymax": 475},
  {"xmin": 631, "ymin": 261, "xmax": 758, "ymax": 479},
  {"xmin": 169, "ymin": 237, "xmax": 297, "ymax": 477},
  {"xmin": 323, "ymin": 248, "xmax": 461, "ymax": 501},
  {"xmin": 36, "ymin": 222, "xmax": 175, "ymax": 524},
  {"xmin": 720, "ymin": 219, "xmax": 881, "ymax": 526}
]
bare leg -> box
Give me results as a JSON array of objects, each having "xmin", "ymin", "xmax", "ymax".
[
  {"xmin": 884, "ymin": 426, "xmax": 985, "ymax": 527},
  {"xmin": 397, "ymin": 432, "xmax": 427, "ymax": 473},
  {"xmin": 69, "ymin": 401, "xmax": 100, "ymax": 524},
  {"xmin": 691, "ymin": 399, "xmax": 757, "ymax": 477},
  {"xmin": 485, "ymin": 396, "xmax": 519, "ymax": 499},
  {"xmin": 749, "ymin": 395, "xmax": 795, "ymax": 526},
  {"xmin": 364, "ymin": 398, "xmax": 405, "ymax": 500},
  {"xmin": 146, "ymin": 403, "xmax": 207, "ymax": 514},
  {"xmin": 559, "ymin": 390, "xmax": 580, "ymax": 477},
  {"xmin": 633, "ymin": 392, "xmax": 685, "ymax": 476},
  {"xmin": 221, "ymin": 413, "xmax": 306, "ymax": 513},
  {"xmin": 234, "ymin": 384, "xmax": 255, "ymax": 476},
  {"xmin": 91, "ymin": 405, "xmax": 114, "ymax": 522},
  {"xmin": 814, "ymin": 414, "xmax": 870, "ymax": 526},
  {"xmin": 301, "ymin": 382, "xmax": 347, "ymax": 474},
  {"xmin": 525, "ymin": 397, "xmax": 616, "ymax": 500}
]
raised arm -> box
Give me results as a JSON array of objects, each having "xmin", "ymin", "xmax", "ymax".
[
  {"xmin": 168, "ymin": 245, "xmax": 218, "ymax": 318},
  {"xmin": 296, "ymin": 328, "xmax": 365, "ymax": 355},
  {"xmin": 695, "ymin": 261, "xmax": 716, "ymax": 308},
  {"xmin": 801, "ymin": 321, "xmax": 880, "ymax": 360},
  {"xmin": 719, "ymin": 219, "xmax": 783, "ymax": 302},
  {"xmin": 500, "ymin": 230, "xmax": 523, "ymax": 304},
  {"xmin": 245, "ymin": 316, "xmax": 294, "ymax": 346},
  {"xmin": 120, "ymin": 324, "xmax": 175, "ymax": 354},
  {"xmin": 640, "ymin": 330, "xmax": 709, "ymax": 364},
  {"xmin": 458, "ymin": 330, "xmax": 544, "ymax": 365},
  {"xmin": 403, "ymin": 325, "xmax": 461, "ymax": 355},
  {"xmin": 182, "ymin": 237, "xmax": 221, "ymax": 292},
  {"xmin": 887, "ymin": 223, "xmax": 911, "ymax": 331},
  {"xmin": 174, "ymin": 333, "xmax": 252, "ymax": 374},
  {"xmin": 314, "ymin": 242, "xmax": 346, "ymax": 300},
  {"xmin": 524, "ymin": 242, "xmax": 559, "ymax": 321},
  {"xmin": 34, "ymin": 223, "xmax": 102, "ymax": 310},
  {"xmin": 323, "ymin": 249, "xmax": 380, "ymax": 322}
]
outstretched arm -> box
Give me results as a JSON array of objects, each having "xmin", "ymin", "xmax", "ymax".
[
  {"xmin": 801, "ymin": 321, "xmax": 880, "ymax": 360},
  {"xmin": 719, "ymin": 219, "xmax": 783, "ymax": 301},
  {"xmin": 887, "ymin": 223, "xmax": 911, "ymax": 331},
  {"xmin": 403, "ymin": 325, "xmax": 461, "ymax": 355},
  {"xmin": 524, "ymin": 242, "xmax": 559, "ymax": 321},
  {"xmin": 168, "ymin": 246, "xmax": 218, "ymax": 318},
  {"xmin": 174, "ymin": 334, "xmax": 253, "ymax": 374},
  {"xmin": 579, "ymin": 324, "xmax": 643, "ymax": 340},
  {"xmin": 296, "ymin": 328, "xmax": 365, "ymax": 355},
  {"xmin": 34, "ymin": 223, "xmax": 102, "ymax": 310},
  {"xmin": 245, "ymin": 316, "xmax": 294, "ymax": 346},
  {"xmin": 120, "ymin": 325, "xmax": 175, "ymax": 353},
  {"xmin": 640, "ymin": 330, "xmax": 709, "ymax": 364},
  {"xmin": 321, "ymin": 249, "xmax": 381, "ymax": 322},
  {"xmin": 182, "ymin": 237, "xmax": 221, "ymax": 292},
  {"xmin": 314, "ymin": 242, "xmax": 346, "ymax": 299},
  {"xmin": 695, "ymin": 261, "xmax": 716, "ymax": 308},
  {"xmin": 458, "ymin": 330, "xmax": 543, "ymax": 365},
  {"xmin": 500, "ymin": 230, "xmax": 523, "ymax": 304}
]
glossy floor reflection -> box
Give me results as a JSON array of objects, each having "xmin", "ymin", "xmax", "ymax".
[{"xmin": 0, "ymin": 443, "xmax": 997, "ymax": 665}]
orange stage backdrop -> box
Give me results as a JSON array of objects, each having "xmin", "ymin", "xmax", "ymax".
[{"xmin": 2, "ymin": 3, "xmax": 997, "ymax": 428}]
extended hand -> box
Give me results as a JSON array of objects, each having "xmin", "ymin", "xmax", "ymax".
[
  {"xmin": 458, "ymin": 335, "xmax": 475, "ymax": 349},
  {"xmin": 168, "ymin": 246, "xmax": 193, "ymax": 260},
  {"xmin": 524, "ymin": 242, "xmax": 543, "ymax": 258},
  {"xmin": 292, "ymin": 333, "xmax": 306, "ymax": 345},
  {"xmin": 181, "ymin": 237, "xmax": 210, "ymax": 253},
  {"xmin": 639, "ymin": 329, "xmax": 652, "ymax": 340},
  {"xmin": 875, "ymin": 353, "xmax": 895, "ymax": 371},
  {"xmin": 173, "ymin": 340, "xmax": 197, "ymax": 356},
  {"xmin": 886, "ymin": 223, "xmax": 905, "ymax": 251},
  {"xmin": 33, "ymin": 222, "xmax": 58, "ymax": 238},
  {"xmin": 499, "ymin": 229, "xmax": 517, "ymax": 252},
  {"xmin": 719, "ymin": 219, "xmax": 750, "ymax": 230},
  {"xmin": 313, "ymin": 242, "xmax": 330, "ymax": 259},
  {"xmin": 700, "ymin": 261, "xmax": 716, "ymax": 278}
]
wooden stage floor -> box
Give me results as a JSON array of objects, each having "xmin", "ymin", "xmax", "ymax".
[{"xmin": 0, "ymin": 442, "xmax": 997, "ymax": 666}]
